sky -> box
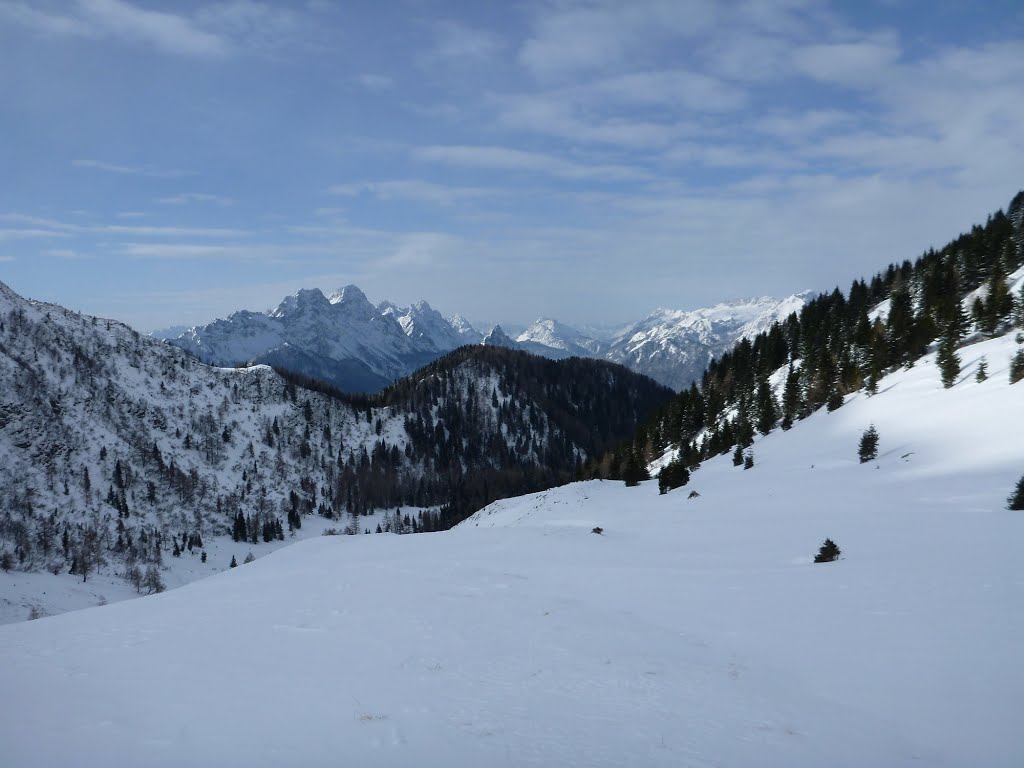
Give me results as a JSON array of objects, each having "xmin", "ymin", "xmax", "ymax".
[{"xmin": 1, "ymin": 0, "xmax": 1023, "ymax": 333}]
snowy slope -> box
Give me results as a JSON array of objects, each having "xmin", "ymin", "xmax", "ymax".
[
  {"xmin": 0, "ymin": 329, "xmax": 1020, "ymax": 766},
  {"xmin": 516, "ymin": 317, "xmax": 609, "ymax": 358}
]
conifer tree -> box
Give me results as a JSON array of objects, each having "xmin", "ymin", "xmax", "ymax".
[
  {"xmin": 743, "ymin": 452, "xmax": 754, "ymax": 470},
  {"xmin": 1010, "ymin": 348, "xmax": 1024, "ymax": 384},
  {"xmin": 755, "ymin": 378, "xmax": 778, "ymax": 435},
  {"xmin": 732, "ymin": 444, "xmax": 744, "ymax": 466},
  {"xmin": 230, "ymin": 555, "xmax": 237, "ymax": 568},
  {"xmin": 622, "ymin": 451, "xmax": 649, "ymax": 487},
  {"xmin": 1008, "ymin": 475, "xmax": 1024, "ymax": 510},
  {"xmin": 975, "ymin": 357, "xmax": 988, "ymax": 382},
  {"xmin": 781, "ymin": 365, "xmax": 801, "ymax": 428},
  {"xmin": 937, "ymin": 336, "xmax": 960, "ymax": 388},
  {"xmin": 858, "ymin": 425, "xmax": 879, "ymax": 463},
  {"xmin": 814, "ymin": 538, "xmax": 841, "ymax": 563},
  {"xmin": 657, "ymin": 457, "xmax": 690, "ymax": 494}
]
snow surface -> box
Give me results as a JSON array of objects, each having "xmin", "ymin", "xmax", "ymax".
[{"xmin": 1, "ymin": 329, "xmax": 1021, "ymax": 766}]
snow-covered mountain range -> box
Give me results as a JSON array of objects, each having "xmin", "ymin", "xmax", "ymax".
[{"xmin": 170, "ymin": 288, "xmax": 809, "ymax": 392}]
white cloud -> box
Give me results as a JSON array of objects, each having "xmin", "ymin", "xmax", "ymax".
[
  {"xmin": 352, "ymin": 73, "xmax": 394, "ymax": 91},
  {"xmin": 791, "ymin": 34, "xmax": 902, "ymax": 88},
  {"xmin": 329, "ymin": 180, "xmax": 498, "ymax": 206},
  {"xmin": 414, "ymin": 145, "xmax": 649, "ymax": 181},
  {"xmin": 431, "ymin": 20, "xmax": 502, "ymax": 61},
  {"xmin": 73, "ymin": 159, "xmax": 195, "ymax": 178},
  {"xmin": 45, "ymin": 248, "xmax": 92, "ymax": 260},
  {"xmin": 157, "ymin": 193, "xmax": 234, "ymax": 206},
  {"xmin": 76, "ymin": 0, "xmax": 229, "ymax": 57},
  {"xmin": 0, "ymin": 1, "xmax": 94, "ymax": 37},
  {"xmin": 518, "ymin": 0, "xmax": 717, "ymax": 80}
]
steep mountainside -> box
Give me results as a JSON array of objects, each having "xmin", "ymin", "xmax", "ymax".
[{"xmin": 0, "ymin": 282, "xmax": 670, "ymax": 618}]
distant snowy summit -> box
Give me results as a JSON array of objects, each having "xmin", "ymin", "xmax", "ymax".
[
  {"xmin": 170, "ymin": 285, "xmax": 483, "ymax": 392},
  {"xmin": 513, "ymin": 294, "xmax": 811, "ymax": 389},
  {"xmin": 169, "ymin": 287, "xmax": 809, "ymax": 392}
]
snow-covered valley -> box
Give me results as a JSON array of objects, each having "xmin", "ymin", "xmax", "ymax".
[{"xmin": 1, "ymin": 329, "xmax": 1020, "ymax": 767}]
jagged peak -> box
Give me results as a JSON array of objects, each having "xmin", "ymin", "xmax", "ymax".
[
  {"xmin": 482, "ymin": 325, "xmax": 518, "ymax": 349},
  {"xmin": 270, "ymin": 288, "xmax": 331, "ymax": 318},
  {"xmin": 327, "ymin": 284, "xmax": 370, "ymax": 307}
]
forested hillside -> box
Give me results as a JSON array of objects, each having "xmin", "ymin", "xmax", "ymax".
[{"xmin": 599, "ymin": 190, "xmax": 1024, "ymax": 483}]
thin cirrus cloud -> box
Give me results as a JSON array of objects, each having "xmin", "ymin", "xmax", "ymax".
[
  {"xmin": 328, "ymin": 180, "xmax": 499, "ymax": 207},
  {"xmin": 74, "ymin": 159, "xmax": 195, "ymax": 179},
  {"xmin": 0, "ymin": 0, "xmax": 314, "ymax": 58},
  {"xmin": 414, "ymin": 145, "xmax": 650, "ymax": 182}
]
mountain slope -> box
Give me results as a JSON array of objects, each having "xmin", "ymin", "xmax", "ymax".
[
  {"xmin": 0, "ymin": 282, "xmax": 670, "ymax": 620},
  {"xmin": 0, "ymin": 329, "xmax": 1018, "ymax": 767},
  {"xmin": 604, "ymin": 293, "xmax": 810, "ymax": 391}
]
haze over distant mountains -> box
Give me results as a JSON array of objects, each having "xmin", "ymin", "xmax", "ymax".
[{"xmin": 168, "ymin": 288, "xmax": 810, "ymax": 392}]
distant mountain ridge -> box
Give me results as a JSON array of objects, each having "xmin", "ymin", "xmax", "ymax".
[{"xmin": 169, "ymin": 288, "xmax": 809, "ymax": 392}]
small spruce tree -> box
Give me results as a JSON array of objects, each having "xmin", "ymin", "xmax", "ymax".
[
  {"xmin": 858, "ymin": 425, "xmax": 879, "ymax": 463},
  {"xmin": 975, "ymin": 357, "xmax": 988, "ymax": 383},
  {"xmin": 1008, "ymin": 475, "xmax": 1024, "ymax": 511},
  {"xmin": 230, "ymin": 555, "xmax": 238, "ymax": 568},
  {"xmin": 743, "ymin": 452, "xmax": 754, "ymax": 470},
  {"xmin": 814, "ymin": 538, "xmax": 841, "ymax": 563},
  {"xmin": 732, "ymin": 444, "xmax": 744, "ymax": 467},
  {"xmin": 243, "ymin": 552, "xmax": 255, "ymax": 564}
]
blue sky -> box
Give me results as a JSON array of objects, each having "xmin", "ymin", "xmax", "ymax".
[{"xmin": 1, "ymin": 0, "xmax": 1023, "ymax": 332}]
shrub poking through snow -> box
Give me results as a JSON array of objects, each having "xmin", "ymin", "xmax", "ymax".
[
  {"xmin": 591, "ymin": 527, "xmax": 603, "ymax": 535},
  {"xmin": 1008, "ymin": 475, "xmax": 1024, "ymax": 511},
  {"xmin": 814, "ymin": 539, "xmax": 842, "ymax": 563},
  {"xmin": 859, "ymin": 425, "xmax": 879, "ymax": 464}
]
